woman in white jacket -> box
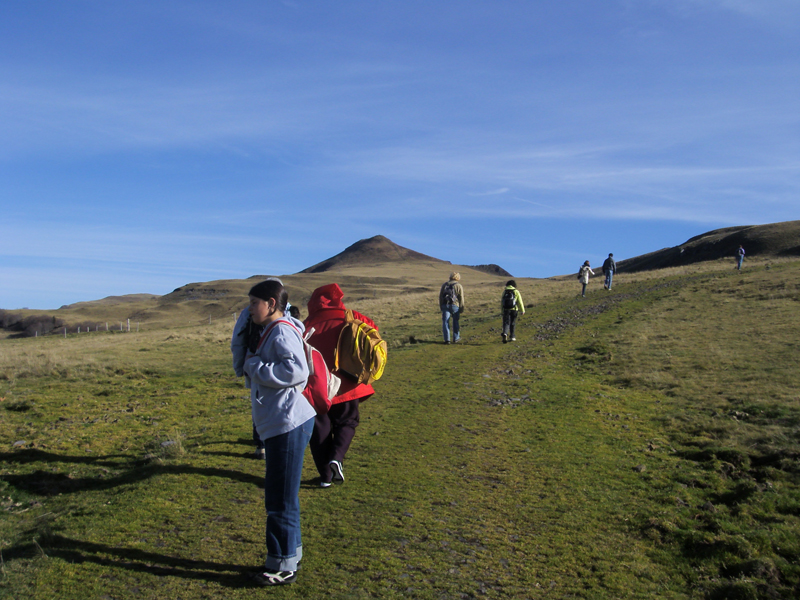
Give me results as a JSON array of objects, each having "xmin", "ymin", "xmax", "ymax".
[
  {"xmin": 579, "ymin": 261, "xmax": 594, "ymax": 297},
  {"xmin": 242, "ymin": 279, "xmax": 316, "ymax": 586}
]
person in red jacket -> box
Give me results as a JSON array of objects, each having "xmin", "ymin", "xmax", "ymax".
[{"xmin": 304, "ymin": 283, "xmax": 376, "ymax": 488}]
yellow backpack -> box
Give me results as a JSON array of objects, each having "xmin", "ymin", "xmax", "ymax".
[{"xmin": 334, "ymin": 310, "xmax": 387, "ymax": 385}]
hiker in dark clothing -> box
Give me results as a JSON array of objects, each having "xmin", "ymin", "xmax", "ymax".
[
  {"xmin": 500, "ymin": 280, "xmax": 525, "ymax": 343},
  {"xmin": 602, "ymin": 253, "xmax": 616, "ymax": 290}
]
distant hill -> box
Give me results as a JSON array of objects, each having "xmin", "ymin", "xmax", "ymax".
[
  {"xmin": 469, "ymin": 264, "xmax": 513, "ymax": 277},
  {"xmin": 299, "ymin": 235, "xmax": 448, "ymax": 273},
  {"xmin": 619, "ymin": 220, "xmax": 800, "ymax": 273},
  {"xmin": 59, "ymin": 294, "xmax": 161, "ymax": 309}
]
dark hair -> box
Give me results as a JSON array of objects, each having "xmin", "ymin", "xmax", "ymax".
[
  {"xmin": 506, "ymin": 280, "xmax": 516, "ymax": 287},
  {"xmin": 249, "ymin": 279, "xmax": 288, "ymax": 312},
  {"xmin": 289, "ymin": 305, "xmax": 301, "ymax": 319}
]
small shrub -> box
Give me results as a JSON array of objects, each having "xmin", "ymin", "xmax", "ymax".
[
  {"xmin": 4, "ymin": 399, "xmax": 34, "ymax": 412},
  {"xmin": 144, "ymin": 431, "xmax": 186, "ymax": 461}
]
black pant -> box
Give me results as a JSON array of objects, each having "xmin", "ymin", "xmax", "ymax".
[
  {"xmin": 502, "ymin": 310, "xmax": 518, "ymax": 338},
  {"xmin": 310, "ymin": 398, "xmax": 365, "ymax": 483}
]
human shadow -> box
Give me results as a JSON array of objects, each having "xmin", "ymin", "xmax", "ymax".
[
  {"xmin": 0, "ymin": 448, "xmax": 135, "ymax": 466},
  {"xmin": 2, "ymin": 535, "xmax": 253, "ymax": 588},
  {"xmin": 199, "ymin": 450, "xmax": 259, "ymax": 460},
  {"xmin": 1, "ymin": 449, "xmax": 262, "ymax": 496}
]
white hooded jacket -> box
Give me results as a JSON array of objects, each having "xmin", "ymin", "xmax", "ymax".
[{"xmin": 243, "ymin": 315, "xmax": 316, "ymax": 441}]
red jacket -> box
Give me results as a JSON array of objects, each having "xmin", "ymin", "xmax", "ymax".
[{"xmin": 304, "ymin": 283, "xmax": 376, "ymax": 405}]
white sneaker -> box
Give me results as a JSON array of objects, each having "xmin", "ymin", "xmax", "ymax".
[
  {"xmin": 511, "ymin": 337, "xmax": 516, "ymax": 341},
  {"xmin": 330, "ymin": 460, "xmax": 345, "ymax": 482},
  {"xmin": 319, "ymin": 481, "xmax": 332, "ymax": 488}
]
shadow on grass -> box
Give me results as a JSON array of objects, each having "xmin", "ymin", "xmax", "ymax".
[
  {"xmin": 200, "ymin": 450, "xmax": 260, "ymax": 460},
  {"xmin": 0, "ymin": 448, "xmax": 134, "ymax": 466},
  {"xmin": 0, "ymin": 449, "xmax": 262, "ymax": 496},
  {"xmin": 3, "ymin": 535, "xmax": 253, "ymax": 588}
]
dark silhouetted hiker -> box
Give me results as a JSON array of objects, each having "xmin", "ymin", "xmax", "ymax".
[
  {"xmin": 602, "ymin": 253, "xmax": 616, "ymax": 290},
  {"xmin": 501, "ymin": 280, "xmax": 525, "ymax": 343}
]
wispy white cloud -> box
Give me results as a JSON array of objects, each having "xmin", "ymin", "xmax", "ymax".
[{"xmin": 467, "ymin": 187, "xmax": 509, "ymax": 197}]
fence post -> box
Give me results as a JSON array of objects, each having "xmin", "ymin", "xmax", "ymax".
[
  {"xmin": 127, "ymin": 319, "xmax": 130, "ymax": 332},
  {"xmin": 106, "ymin": 322, "xmax": 109, "ymax": 332},
  {"xmin": 78, "ymin": 326, "xmax": 80, "ymax": 334},
  {"xmin": 64, "ymin": 327, "xmax": 67, "ymax": 338}
]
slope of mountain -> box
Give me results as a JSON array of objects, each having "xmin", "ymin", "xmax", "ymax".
[{"xmin": 619, "ymin": 220, "xmax": 800, "ymax": 273}]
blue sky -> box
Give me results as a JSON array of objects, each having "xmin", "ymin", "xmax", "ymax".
[{"xmin": 1, "ymin": 1, "xmax": 798, "ymax": 309}]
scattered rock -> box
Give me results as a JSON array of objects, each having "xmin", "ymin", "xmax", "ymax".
[
  {"xmin": 633, "ymin": 464, "xmax": 646, "ymax": 473},
  {"xmin": 12, "ymin": 441, "xmax": 26, "ymax": 448}
]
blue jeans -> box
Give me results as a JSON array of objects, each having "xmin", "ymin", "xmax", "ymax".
[
  {"xmin": 605, "ymin": 271, "xmax": 613, "ymax": 289},
  {"xmin": 441, "ymin": 304, "xmax": 460, "ymax": 342},
  {"xmin": 737, "ymin": 256, "xmax": 744, "ymax": 270},
  {"xmin": 262, "ymin": 416, "xmax": 314, "ymax": 571}
]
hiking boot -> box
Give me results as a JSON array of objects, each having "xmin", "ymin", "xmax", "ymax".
[
  {"xmin": 330, "ymin": 460, "xmax": 345, "ymax": 483},
  {"xmin": 250, "ymin": 569, "xmax": 297, "ymax": 586},
  {"xmin": 502, "ymin": 334, "xmax": 507, "ymax": 344},
  {"xmin": 255, "ymin": 448, "xmax": 265, "ymax": 460}
]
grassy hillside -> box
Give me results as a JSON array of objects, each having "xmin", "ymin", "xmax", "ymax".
[
  {"xmin": 618, "ymin": 219, "xmax": 800, "ymax": 273},
  {"xmin": 0, "ymin": 262, "xmax": 507, "ymax": 340},
  {"xmin": 1, "ymin": 260, "xmax": 799, "ymax": 599}
]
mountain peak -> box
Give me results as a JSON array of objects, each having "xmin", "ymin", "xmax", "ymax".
[{"xmin": 299, "ymin": 235, "xmax": 449, "ymax": 273}]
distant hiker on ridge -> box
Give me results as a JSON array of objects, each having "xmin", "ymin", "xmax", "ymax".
[
  {"xmin": 439, "ymin": 272, "xmax": 465, "ymax": 344},
  {"xmin": 737, "ymin": 245, "xmax": 745, "ymax": 271},
  {"xmin": 602, "ymin": 253, "xmax": 616, "ymax": 290},
  {"xmin": 500, "ymin": 280, "xmax": 524, "ymax": 343},
  {"xmin": 578, "ymin": 261, "xmax": 594, "ymax": 297}
]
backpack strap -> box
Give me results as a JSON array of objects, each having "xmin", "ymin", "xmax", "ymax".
[{"xmin": 255, "ymin": 319, "xmax": 303, "ymax": 353}]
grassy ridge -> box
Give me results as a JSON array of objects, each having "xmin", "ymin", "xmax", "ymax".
[{"xmin": 1, "ymin": 262, "xmax": 799, "ymax": 599}]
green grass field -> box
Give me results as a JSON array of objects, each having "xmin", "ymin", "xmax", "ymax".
[{"xmin": 1, "ymin": 260, "xmax": 799, "ymax": 599}]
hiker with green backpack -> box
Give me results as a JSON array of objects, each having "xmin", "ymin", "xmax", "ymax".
[
  {"xmin": 304, "ymin": 283, "xmax": 386, "ymax": 488},
  {"xmin": 501, "ymin": 280, "xmax": 525, "ymax": 343}
]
